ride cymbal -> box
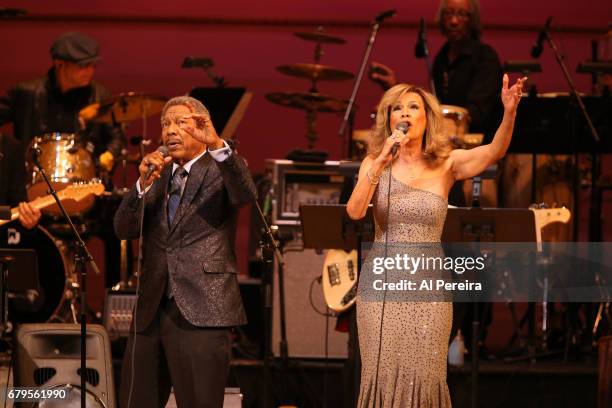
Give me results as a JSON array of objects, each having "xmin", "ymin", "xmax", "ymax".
[
  {"xmin": 294, "ymin": 31, "xmax": 346, "ymax": 44},
  {"xmin": 276, "ymin": 63, "xmax": 354, "ymax": 81},
  {"xmin": 265, "ymin": 91, "xmax": 349, "ymax": 113}
]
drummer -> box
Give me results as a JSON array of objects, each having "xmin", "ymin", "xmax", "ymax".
[
  {"xmin": 0, "ymin": 133, "xmax": 41, "ymax": 229},
  {"xmin": 369, "ymin": 0, "xmax": 502, "ymax": 152},
  {"xmin": 0, "ymin": 31, "xmax": 124, "ymax": 171},
  {"xmin": 0, "ymin": 32, "xmax": 125, "ymax": 287}
]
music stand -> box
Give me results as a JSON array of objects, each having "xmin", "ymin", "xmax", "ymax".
[
  {"xmin": 443, "ymin": 207, "xmax": 543, "ymax": 408},
  {"xmin": 300, "ymin": 204, "xmax": 373, "ymax": 407},
  {"xmin": 188, "ymin": 87, "xmax": 253, "ymax": 141}
]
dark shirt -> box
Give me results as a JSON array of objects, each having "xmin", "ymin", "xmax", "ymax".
[
  {"xmin": 45, "ymin": 70, "xmax": 94, "ymax": 134},
  {"xmin": 432, "ymin": 39, "xmax": 503, "ymax": 141},
  {"xmin": 0, "ymin": 133, "xmax": 28, "ymax": 206},
  {"xmin": 0, "ymin": 68, "xmax": 123, "ymax": 158}
]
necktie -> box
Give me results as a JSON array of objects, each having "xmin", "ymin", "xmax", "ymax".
[{"xmin": 167, "ymin": 166, "xmax": 188, "ymax": 225}]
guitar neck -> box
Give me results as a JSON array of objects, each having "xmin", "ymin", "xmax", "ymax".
[{"xmin": 0, "ymin": 193, "xmax": 63, "ymax": 227}]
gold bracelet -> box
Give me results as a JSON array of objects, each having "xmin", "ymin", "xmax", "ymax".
[{"xmin": 367, "ymin": 168, "xmax": 380, "ymax": 185}]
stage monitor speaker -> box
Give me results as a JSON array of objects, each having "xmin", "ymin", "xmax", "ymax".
[
  {"xmin": 272, "ymin": 235, "xmax": 348, "ymax": 358},
  {"xmin": 14, "ymin": 323, "xmax": 115, "ymax": 408}
]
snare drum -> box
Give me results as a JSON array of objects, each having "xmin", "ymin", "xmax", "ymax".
[
  {"xmin": 27, "ymin": 132, "xmax": 96, "ymax": 215},
  {"xmin": 0, "ymin": 223, "xmax": 68, "ymax": 323}
]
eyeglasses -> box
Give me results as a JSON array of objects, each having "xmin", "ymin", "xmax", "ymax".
[{"xmin": 441, "ymin": 8, "xmax": 470, "ymax": 20}]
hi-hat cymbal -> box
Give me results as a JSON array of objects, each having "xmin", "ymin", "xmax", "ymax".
[
  {"xmin": 276, "ymin": 63, "xmax": 354, "ymax": 81},
  {"xmin": 79, "ymin": 92, "xmax": 168, "ymax": 124},
  {"xmin": 294, "ymin": 31, "xmax": 346, "ymax": 44},
  {"xmin": 266, "ymin": 92, "xmax": 349, "ymax": 113}
]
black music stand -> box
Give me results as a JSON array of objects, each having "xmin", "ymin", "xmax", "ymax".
[
  {"xmin": 443, "ymin": 207, "xmax": 543, "ymax": 408},
  {"xmin": 300, "ymin": 204, "xmax": 373, "ymax": 407}
]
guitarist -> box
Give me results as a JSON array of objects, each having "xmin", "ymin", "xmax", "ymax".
[{"xmin": 0, "ymin": 133, "xmax": 41, "ymax": 229}]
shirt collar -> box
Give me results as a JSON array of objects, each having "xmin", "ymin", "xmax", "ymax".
[{"xmin": 172, "ymin": 149, "xmax": 207, "ymax": 175}]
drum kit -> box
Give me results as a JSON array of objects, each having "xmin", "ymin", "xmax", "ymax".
[
  {"xmin": 0, "ymin": 92, "xmax": 167, "ymax": 326},
  {"xmin": 265, "ymin": 28, "xmax": 353, "ymax": 149}
]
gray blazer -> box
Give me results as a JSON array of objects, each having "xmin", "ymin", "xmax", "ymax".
[{"xmin": 114, "ymin": 153, "xmax": 257, "ymax": 331}]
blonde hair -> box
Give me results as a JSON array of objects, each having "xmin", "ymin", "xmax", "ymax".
[{"xmin": 368, "ymin": 83, "xmax": 450, "ymax": 166}]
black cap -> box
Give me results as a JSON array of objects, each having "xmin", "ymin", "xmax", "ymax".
[{"xmin": 50, "ymin": 32, "xmax": 100, "ymax": 65}]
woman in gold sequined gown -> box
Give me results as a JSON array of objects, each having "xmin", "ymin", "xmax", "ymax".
[{"xmin": 346, "ymin": 74, "xmax": 526, "ymax": 407}]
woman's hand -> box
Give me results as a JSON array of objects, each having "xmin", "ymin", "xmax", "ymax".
[
  {"xmin": 501, "ymin": 74, "xmax": 527, "ymax": 114},
  {"xmin": 373, "ymin": 128, "xmax": 409, "ymax": 169}
]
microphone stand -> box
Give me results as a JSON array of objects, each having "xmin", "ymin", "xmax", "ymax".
[
  {"xmin": 253, "ymin": 199, "xmax": 287, "ymax": 408},
  {"xmin": 540, "ymin": 21, "xmax": 602, "ymax": 242},
  {"xmin": 31, "ymin": 147, "xmax": 101, "ymax": 408},
  {"xmin": 415, "ymin": 18, "xmax": 436, "ymax": 96},
  {"xmin": 339, "ymin": 10, "xmax": 396, "ymax": 158}
]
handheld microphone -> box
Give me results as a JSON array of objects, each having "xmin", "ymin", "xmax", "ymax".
[
  {"xmin": 531, "ymin": 16, "xmax": 552, "ymax": 58},
  {"xmin": 390, "ymin": 122, "xmax": 409, "ymax": 156},
  {"xmin": 415, "ymin": 18, "xmax": 428, "ymax": 58},
  {"xmin": 143, "ymin": 145, "xmax": 170, "ymax": 180}
]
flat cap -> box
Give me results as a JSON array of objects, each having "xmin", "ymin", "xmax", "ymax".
[{"xmin": 50, "ymin": 32, "xmax": 100, "ymax": 65}]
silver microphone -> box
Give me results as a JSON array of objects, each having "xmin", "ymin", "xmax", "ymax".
[
  {"xmin": 390, "ymin": 122, "xmax": 409, "ymax": 156},
  {"xmin": 143, "ymin": 145, "xmax": 170, "ymax": 180}
]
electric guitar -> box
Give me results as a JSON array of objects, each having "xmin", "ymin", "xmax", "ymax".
[
  {"xmin": 321, "ymin": 249, "xmax": 358, "ymax": 313},
  {"xmin": 321, "ymin": 207, "xmax": 572, "ymax": 312},
  {"xmin": 0, "ymin": 180, "xmax": 105, "ymax": 227}
]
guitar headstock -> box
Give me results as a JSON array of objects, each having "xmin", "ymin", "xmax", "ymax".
[
  {"xmin": 530, "ymin": 206, "xmax": 571, "ymax": 226},
  {"xmin": 58, "ymin": 179, "xmax": 105, "ymax": 202}
]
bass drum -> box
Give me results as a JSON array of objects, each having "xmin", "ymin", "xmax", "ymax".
[{"xmin": 0, "ymin": 223, "xmax": 68, "ymax": 323}]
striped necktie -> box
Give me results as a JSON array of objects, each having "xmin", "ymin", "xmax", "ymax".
[{"xmin": 167, "ymin": 166, "xmax": 188, "ymax": 225}]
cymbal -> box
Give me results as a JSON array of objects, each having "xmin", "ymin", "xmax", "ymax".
[
  {"xmin": 266, "ymin": 92, "xmax": 349, "ymax": 113},
  {"xmin": 79, "ymin": 92, "xmax": 167, "ymax": 124},
  {"xmin": 294, "ymin": 31, "xmax": 346, "ymax": 44},
  {"xmin": 276, "ymin": 63, "xmax": 354, "ymax": 81}
]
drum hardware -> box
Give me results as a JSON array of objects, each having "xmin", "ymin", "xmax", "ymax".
[
  {"xmin": 294, "ymin": 30, "xmax": 346, "ymax": 45},
  {"xmin": 267, "ymin": 27, "xmax": 353, "ymax": 150},
  {"xmin": 26, "ymin": 133, "xmax": 98, "ymax": 216},
  {"xmin": 111, "ymin": 239, "xmax": 137, "ymax": 292},
  {"xmin": 182, "ymin": 56, "xmax": 227, "ymax": 87},
  {"xmin": 276, "ymin": 63, "xmax": 354, "ymax": 83},
  {"xmin": 265, "ymin": 91, "xmax": 350, "ymax": 149}
]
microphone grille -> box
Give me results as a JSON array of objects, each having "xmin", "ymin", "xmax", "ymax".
[
  {"xmin": 396, "ymin": 122, "xmax": 409, "ymax": 133},
  {"xmin": 158, "ymin": 145, "xmax": 169, "ymax": 157}
]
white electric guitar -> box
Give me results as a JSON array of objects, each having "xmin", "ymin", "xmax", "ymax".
[
  {"xmin": 321, "ymin": 207, "xmax": 571, "ymax": 313},
  {"xmin": 0, "ymin": 181, "xmax": 105, "ymax": 227}
]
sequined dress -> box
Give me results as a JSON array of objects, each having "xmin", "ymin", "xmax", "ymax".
[{"xmin": 357, "ymin": 168, "xmax": 452, "ymax": 407}]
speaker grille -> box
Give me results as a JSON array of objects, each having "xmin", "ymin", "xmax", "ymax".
[
  {"xmin": 33, "ymin": 367, "xmax": 56, "ymax": 386},
  {"xmin": 77, "ymin": 368, "xmax": 100, "ymax": 386}
]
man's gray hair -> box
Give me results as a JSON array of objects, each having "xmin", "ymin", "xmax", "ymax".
[
  {"xmin": 436, "ymin": 0, "xmax": 482, "ymax": 40},
  {"xmin": 161, "ymin": 96, "xmax": 210, "ymax": 120}
]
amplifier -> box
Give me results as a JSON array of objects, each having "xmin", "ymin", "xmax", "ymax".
[{"xmin": 265, "ymin": 159, "xmax": 347, "ymax": 226}]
